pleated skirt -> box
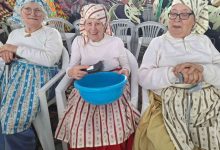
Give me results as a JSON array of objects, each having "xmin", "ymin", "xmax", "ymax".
[{"xmin": 55, "ymin": 83, "xmax": 140, "ymax": 149}]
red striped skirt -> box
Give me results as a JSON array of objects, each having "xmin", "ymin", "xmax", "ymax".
[{"xmin": 55, "ymin": 83, "xmax": 140, "ymax": 149}]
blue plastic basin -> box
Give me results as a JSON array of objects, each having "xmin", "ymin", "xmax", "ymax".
[{"xmin": 74, "ymin": 72, "xmax": 127, "ymax": 105}]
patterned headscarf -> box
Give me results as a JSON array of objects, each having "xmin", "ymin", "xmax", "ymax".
[
  {"xmin": 171, "ymin": 0, "xmax": 209, "ymax": 34},
  {"xmin": 19, "ymin": 0, "xmax": 50, "ymax": 16},
  {"xmin": 10, "ymin": 0, "xmax": 51, "ymax": 25},
  {"xmin": 79, "ymin": 3, "xmax": 112, "ymax": 44}
]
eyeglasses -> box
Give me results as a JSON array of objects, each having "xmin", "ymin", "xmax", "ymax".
[
  {"xmin": 22, "ymin": 7, "xmax": 43, "ymax": 17},
  {"xmin": 168, "ymin": 12, "xmax": 194, "ymax": 20}
]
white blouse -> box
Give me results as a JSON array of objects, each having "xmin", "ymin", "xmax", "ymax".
[
  {"xmin": 67, "ymin": 34, "xmax": 130, "ymax": 77},
  {"xmin": 139, "ymin": 32, "xmax": 220, "ymax": 91},
  {"xmin": 6, "ymin": 26, "xmax": 63, "ymax": 67}
]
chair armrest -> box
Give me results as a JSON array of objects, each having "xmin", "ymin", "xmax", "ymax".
[
  {"xmin": 39, "ymin": 69, "xmax": 66, "ymax": 93},
  {"xmin": 55, "ymin": 74, "xmax": 73, "ymax": 119},
  {"xmin": 38, "ymin": 69, "xmax": 66, "ymax": 107},
  {"xmin": 35, "ymin": 69, "xmax": 66, "ymax": 150},
  {"xmin": 141, "ymin": 88, "xmax": 150, "ymax": 115},
  {"xmin": 130, "ymin": 79, "xmax": 139, "ymax": 109}
]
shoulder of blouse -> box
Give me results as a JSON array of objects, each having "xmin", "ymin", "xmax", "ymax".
[
  {"xmin": 72, "ymin": 35, "xmax": 84, "ymax": 45},
  {"xmin": 104, "ymin": 35, "xmax": 125, "ymax": 46},
  {"xmin": 42, "ymin": 26, "xmax": 60, "ymax": 35}
]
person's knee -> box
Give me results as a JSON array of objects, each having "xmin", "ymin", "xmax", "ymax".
[
  {"xmin": 0, "ymin": 123, "xmax": 5, "ymax": 150},
  {"xmin": 3, "ymin": 127, "xmax": 36, "ymax": 150}
]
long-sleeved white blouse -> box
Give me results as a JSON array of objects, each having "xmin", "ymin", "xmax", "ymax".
[
  {"xmin": 67, "ymin": 34, "xmax": 130, "ymax": 76},
  {"xmin": 139, "ymin": 32, "xmax": 220, "ymax": 91},
  {"xmin": 6, "ymin": 26, "xmax": 63, "ymax": 67}
]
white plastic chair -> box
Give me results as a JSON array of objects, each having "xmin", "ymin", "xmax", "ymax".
[
  {"xmin": 72, "ymin": 19, "xmax": 80, "ymax": 34},
  {"xmin": 134, "ymin": 21, "xmax": 167, "ymax": 59},
  {"xmin": 45, "ymin": 18, "xmax": 76, "ymax": 53},
  {"xmin": 0, "ymin": 22, "xmax": 9, "ymax": 36},
  {"xmin": 33, "ymin": 47, "xmax": 69, "ymax": 150},
  {"xmin": 55, "ymin": 50, "xmax": 139, "ymax": 150},
  {"xmin": 110, "ymin": 19, "xmax": 136, "ymax": 52}
]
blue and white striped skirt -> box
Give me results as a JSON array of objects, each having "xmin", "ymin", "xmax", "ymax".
[{"xmin": 0, "ymin": 59, "xmax": 59, "ymax": 134}]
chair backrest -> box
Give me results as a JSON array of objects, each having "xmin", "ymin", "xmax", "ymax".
[
  {"xmin": 45, "ymin": 17, "xmax": 74, "ymax": 39},
  {"xmin": 110, "ymin": 19, "xmax": 136, "ymax": 51},
  {"xmin": 73, "ymin": 19, "xmax": 80, "ymax": 34},
  {"xmin": 134, "ymin": 21, "xmax": 167, "ymax": 59},
  {"xmin": 0, "ymin": 22, "xmax": 9, "ymax": 36},
  {"xmin": 126, "ymin": 50, "xmax": 139, "ymax": 109}
]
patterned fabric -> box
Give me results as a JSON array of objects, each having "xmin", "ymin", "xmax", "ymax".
[
  {"xmin": 0, "ymin": 43, "xmax": 4, "ymax": 79},
  {"xmin": 0, "ymin": 1, "xmax": 13, "ymax": 22},
  {"xmin": 53, "ymin": 2, "xmax": 68, "ymax": 19},
  {"xmin": 171, "ymin": 0, "xmax": 209, "ymax": 34},
  {"xmin": 7, "ymin": 0, "xmax": 16, "ymax": 8},
  {"xmin": 133, "ymin": 91, "xmax": 176, "ymax": 150},
  {"xmin": 69, "ymin": 134, "xmax": 135, "ymax": 150},
  {"xmin": 0, "ymin": 59, "xmax": 58, "ymax": 134},
  {"xmin": 10, "ymin": 0, "xmax": 52, "ymax": 26},
  {"xmin": 55, "ymin": 83, "xmax": 140, "ymax": 148},
  {"xmin": 79, "ymin": 4, "xmax": 112, "ymax": 44},
  {"xmin": 162, "ymin": 85, "xmax": 220, "ymax": 150},
  {"xmin": 45, "ymin": 0, "xmax": 57, "ymax": 17}
]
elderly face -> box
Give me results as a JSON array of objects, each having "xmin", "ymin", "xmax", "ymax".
[
  {"xmin": 168, "ymin": 3, "xmax": 195, "ymax": 38},
  {"xmin": 85, "ymin": 18, "xmax": 105, "ymax": 42},
  {"xmin": 21, "ymin": 2, "xmax": 45, "ymax": 28}
]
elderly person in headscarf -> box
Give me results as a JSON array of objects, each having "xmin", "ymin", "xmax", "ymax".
[
  {"xmin": 133, "ymin": 0, "xmax": 220, "ymax": 150},
  {"xmin": 8, "ymin": 0, "xmax": 52, "ymax": 27},
  {"xmin": 55, "ymin": 3, "xmax": 140, "ymax": 150},
  {"xmin": 0, "ymin": 1, "xmax": 63, "ymax": 149}
]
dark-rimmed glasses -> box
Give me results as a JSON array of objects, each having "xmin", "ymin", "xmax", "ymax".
[
  {"xmin": 168, "ymin": 12, "xmax": 194, "ymax": 20},
  {"xmin": 22, "ymin": 7, "xmax": 43, "ymax": 17}
]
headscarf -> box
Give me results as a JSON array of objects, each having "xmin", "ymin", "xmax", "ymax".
[
  {"xmin": 171, "ymin": 0, "xmax": 209, "ymax": 34},
  {"xmin": 19, "ymin": 0, "xmax": 50, "ymax": 17},
  {"xmin": 79, "ymin": 3, "xmax": 112, "ymax": 44},
  {"xmin": 10, "ymin": 0, "xmax": 51, "ymax": 25}
]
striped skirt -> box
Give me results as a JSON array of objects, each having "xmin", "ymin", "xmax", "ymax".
[
  {"xmin": 0, "ymin": 59, "xmax": 58, "ymax": 134},
  {"xmin": 55, "ymin": 83, "xmax": 140, "ymax": 149},
  {"xmin": 162, "ymin": 85, "xmax": 220, "ymax": 150}
]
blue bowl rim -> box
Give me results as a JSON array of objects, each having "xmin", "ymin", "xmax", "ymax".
[{"xmin": 74, "ymin": 72, "xmax": 127, "ymax": 92}]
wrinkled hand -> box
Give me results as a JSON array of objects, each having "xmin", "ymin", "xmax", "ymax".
[
  {"xmin": 68, "ymin": 65, "xmax": 89, "ymax": 80},
  {"xmin": 0, "ymin": 44, "xmax": 18, "ymax": 53},
  {"xmin": 118, "ymin": 68, "xmax": 129, "ymax": 77},
  {"xmin": 173, "ymin": 63, "xmax": 203, "ymax": 84},
  {"xmin": 0, "ymin": 51, "xmax": 14, "ymax": 63}
]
